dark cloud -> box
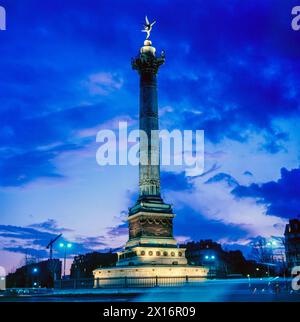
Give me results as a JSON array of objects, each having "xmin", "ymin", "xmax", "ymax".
[
  {"xmin": 0, "ymin": 103, "xmax": 114, "ymax": 150},
  {"xmin": 195, "ymin": 163, "xmax": 221, "ymax": 178},
  {"xmin": 164, "ymin": 54, "xmax": 298, "ymax": 145},
  {"xmin": 174, "ymin": 205, "xmax": 248, "ymax": 242},
  {"xmin": 74, "ymin": 236, "xmax": 107, "ymax": 249},
  {"xmin": 205, "ymin": 173, "xmax": 239, "ymax": 188},
  {"xmin": 161, "ymin": 171, "xmax": 192, "ymax": 191},
  {"xmin": 0, "ymin": 143, "xmax": 85, "ymax": 186},
  {"xmin": 3, "ymin": 247, "xmax": 49, "ymax": 259},
  {"xmin": 28, "ymin": 219, "xmax": 73, "ymax": 233},
  {"xmin": 0, "ymin": 102, "xmax": 118, "ymax": 186},
  {"xmin": 0, "ymin": 0, "xmax": 299, "ymax": 187},
  {"xmin": 0, "ymin": 221, "xmax": 98, "ymax": 259},
  {"xmin": 157, "ymin": 0, "xmax": 299, "ymax": 147},
  {"xmin": 260, "ymin": 131, "xmax": 289, "ymax": 154},
  {"xmin": 232, "ymin": 167, "xmax": 300, "ymax": 219},
  {"xmin": 106, "ymin": 223, "xmax": 128, "ymax": 238},
  {"xmin": 157, "ymin": 170, "xmax": 250, "ymax": 243},
  {"xmin": 0, "ymin": 224, "xmax": 58, "ymax": 243},
  {"xmin": 0, "ymin": 149, "xmax": 63, "ymax": 186}
]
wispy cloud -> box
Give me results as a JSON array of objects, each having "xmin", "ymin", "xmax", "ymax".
[
  {"xmin": 85, "ymin": 72, "xmax": 124, "ymax": 96},
  {"xmin": 28, "ymin": 219, "xmax": 73, "ymax": 233}
]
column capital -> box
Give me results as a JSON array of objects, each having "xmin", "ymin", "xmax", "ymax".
[{"xmin": 132, "ymin": 41, "xmax": 165, "ymax": 75}]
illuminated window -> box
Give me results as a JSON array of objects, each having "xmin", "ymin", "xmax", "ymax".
[{"xmin": 149, "ymin": 251, "xmax": 153, "ymax": 256}]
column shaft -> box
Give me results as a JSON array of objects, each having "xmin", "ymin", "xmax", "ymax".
[{"xmin": 139, "ymin": 71, "xmax": 160, "ymax": 196}]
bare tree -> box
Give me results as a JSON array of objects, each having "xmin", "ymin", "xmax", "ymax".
[{"xmin": 250, "ymin": 237, "xmax": 273, "ymax": 264}]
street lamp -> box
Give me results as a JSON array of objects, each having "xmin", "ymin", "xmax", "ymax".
[
  {"xmin": 255, "ymin": 267, "xmax": 261, "ymax": 278},
  {"xmin": 204, "ymin": 255, "xmax": 215, "ymax": 260},
  {"xmin": 32, "ymin": 267, "xmax": 39, "ymax": 288},
  {"xmin": 247, "ymin": 274, "xmax": 251, "ymax": 287},
  {"xmin": 60, "ymin": 242, "xmax": 72, "ymax": 279}
]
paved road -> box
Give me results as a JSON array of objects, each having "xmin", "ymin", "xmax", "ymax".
[
  {"xmin": 136, "ymin": 278, "xmax": 300, "ymax": 302},
  {"xmin": 0, "ymin": 278, "xmax": 299, "ymax": 302}
]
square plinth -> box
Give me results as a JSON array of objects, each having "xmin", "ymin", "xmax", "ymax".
[{"xmin": 93, "ymin": 265, "xmax": 209, "ymax": 288}]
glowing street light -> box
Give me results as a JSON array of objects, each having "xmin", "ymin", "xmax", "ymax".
[
  {"xmin": 267, "ymin": 240, "xmax": 277, "ymax": 247},
  {"xmin": 32, "ymin": 267, "xmax": 39, "ymax": 288},
  {"xmin": 60, "ymin": 242, "xmax": 72, "ymax": 279},
  {"xmin": 204, "ymin": 255, "xmax": 215, "ymax": 260},
  {"xmin": 247, "ymin": 274, "xmax": 251, "ymax": 287}
]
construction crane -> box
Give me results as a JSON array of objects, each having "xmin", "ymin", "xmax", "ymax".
[{"xmin": 46, "ymin": 234, "xmax": 62, "ymax": 260}]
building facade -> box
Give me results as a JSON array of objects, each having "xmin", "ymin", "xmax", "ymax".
[
  {"xmin": 0, "ymin": 266, "xmax": 6, "ymax": 291},
  {"xmin": 184, "ymin": 240, "xmax": 273, "ymax": 277},
  {"xmin": 285, "ymin": 219, "xmax": 300, "ymax": 271},
  {"xmin": 6, "ymin": 259, "xmax": 62, "ymax": 288},
  {"xmin": 70, "ymin": 252, "xmax": 117, "ymax": 279}
]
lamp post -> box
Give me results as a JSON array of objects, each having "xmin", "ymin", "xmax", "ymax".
[
  {"xmin": 32, "ymin": 267, "xmax": 39, "ymax": 288},
  {"xmin": 204, "ymin": 254, "xmax": 216, "ymax": 277},
  {"xmin": 266, "ymin": 240, "xmax": 277, "ymax": 263},
  {"xmin": 59, "ymin": 243, "xmax": 72, "ymax": 279},
  {"xmin": 247, "ymin": 274, "xmax": 251, "ymax": 288},
  {"xmin": 256, "ymin": 267, "xmax": 260, "ymax": 278}
]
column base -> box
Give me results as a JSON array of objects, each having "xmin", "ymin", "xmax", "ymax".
[
  {"xmin": 93, "ymin": 265, "xmax": 209, "ymax": 288},
  {"xmin": 129, "ymin": 195, "xmax": 173, "ymax": 216}
]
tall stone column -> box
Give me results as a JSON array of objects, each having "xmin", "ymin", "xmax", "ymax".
[
  {"xmin": 126, "ymin": 39, "xmax": 175, "ymax": 249},
  {"xmin": 132, "ymin": 40, "xmax": 164, "ymax": 198},
  {"xmin": 93, "ymin": 20, "xmax": 208, "ymax": 277}
]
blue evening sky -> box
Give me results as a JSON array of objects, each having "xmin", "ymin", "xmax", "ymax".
[{"xmin": 0, "ymin": 0, "xmax": 299, "ymax": 272}]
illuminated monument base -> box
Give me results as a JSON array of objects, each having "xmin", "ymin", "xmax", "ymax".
[
  {"xmin": 93, "ymin": 210, "xmax": 209, "ymax": 287},
  {"xmin": 93, "ymin": 265, "xmax": 208, "ymax": 287},
  {"xmin": 93, "ymin": 229, "xmax": 208, "ymax": 287}
]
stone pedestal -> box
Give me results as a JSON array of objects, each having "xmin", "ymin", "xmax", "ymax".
[{"xmin": 94, "ymin": 265, "xmax": 208, "ymax": 287}]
